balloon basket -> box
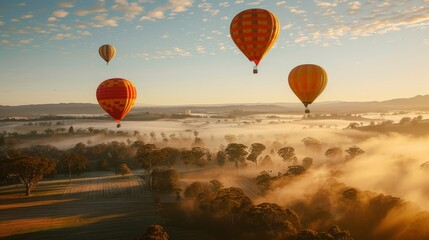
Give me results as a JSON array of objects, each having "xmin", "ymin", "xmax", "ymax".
[
  {"xmin": 116, "ymin": 123, "xmax": 121, "ymax": 128},
  {"xmin": 253, "ymin": 66, "xmax": 258, "ymax": 74}
]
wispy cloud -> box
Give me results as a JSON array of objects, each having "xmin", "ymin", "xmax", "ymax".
[
  {"xmin": 141, "ymin": 0, "xmax": 193, "ymax": 21},
  {"xmin": 58, "ymin": 2, "xmax": 74, "ymax": 8},
  {"xmin": 219, "ymin": 2, "xmax": 230, "ymax": 7},
  {"xmin": 248, "ymin": 0, "xmax": 264, "ymax": 6},
  {"xmin": 281, "ymin": 23, "xmax": 293, "ymax": 30},
  {"xmin": 137, "ymin": 47, "xmax": 192, "ymax": 60},
  {"xmin": 21, "ymin": 14, "xmax": 33, "ymax": 19},
  {"xmin": 195, "ymin": 45, "xmax": 205, "ymax": 54},
  {"xmin": 53, "ymin": 10, "xmax": 70, "ymax": 18},
  {"xmin": 198, "ymin": 1, "xmax": 219, "ymax": 16},
  {"xmin": 112, "ymin": 0, "xmax": 144, "ymax": 19},
  {"xmin": 75, "ymin": 1, "xmax": 106, "ymax": 16},
  {"xmin": 19, "ymin": 38, "xmax": 33, "ymax": 44},
  {"xmin": 92, "ymin": 14, "xmax": 119, "ymax": 27}
]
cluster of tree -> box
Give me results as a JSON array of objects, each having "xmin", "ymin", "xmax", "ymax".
[
  {"xmin": 169, "ymin": 179, "xmax": 353, "ymax": 240},
  {"xmin": 137, "ymin": 224, "xmax": 169, "ymax": 240},
  {"xmin": 348, "ymin": 115, "xmax": 424, "ymax": 129},
  {"xmin": 256, "ymin": 165, "xmax": 309, "ymax": 194},
  {"xmin": 115, "ymin": 163, "xmax": 131, "ymax": 177},
  {"xmin": 151, "ymin": 168, "xmax": 180, "ymax": 193},
  {"xmin": 135, "ymin": 144, "xmax": 212, "ymax": 172}
]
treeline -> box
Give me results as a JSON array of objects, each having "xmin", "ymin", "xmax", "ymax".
[{"xmin": 164, "ymin": 178, "xmax": 353, "ymax": 240}]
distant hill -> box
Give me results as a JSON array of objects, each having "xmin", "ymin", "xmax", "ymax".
[{"xmin": 1, "ymin": 95, "xmax": 429, "ymax": 118}]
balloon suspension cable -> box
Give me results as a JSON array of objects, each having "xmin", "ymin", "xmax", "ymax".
[
  {"xmin": 116, "ymin": 123, "xmax": 121, "ymax": 128},
  {"xmin": 107, "ymin": 62, "xmax": 109, "ymax": 65},
  {"xmin": 253, "ymin": 66, "xmax": 258, "ymax": 74}
]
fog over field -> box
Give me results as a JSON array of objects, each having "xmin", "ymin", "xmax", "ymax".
[{"xmin": 2, "ymin": 111, "xmax": 429, "ymax": 239}]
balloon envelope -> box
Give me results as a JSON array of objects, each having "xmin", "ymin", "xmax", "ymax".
[
  {"xmin": 288, "ymin": 64, "xmax": 327, "ymax": 113},
  {"xmin": 230, "ymin": 8, "xmax": 280, "ymax": 71},
  {"xmin": 99, "ymin": 44, "xmax": 116, "ymax": 64},
  {"xmin": 96, "ymin": 78, "xmax": 137, "ymax": 126}
]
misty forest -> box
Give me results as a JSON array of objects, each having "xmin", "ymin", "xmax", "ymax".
[{"xmin": 1, "ymin": 108, "xmax": 429, "ymax": 240}]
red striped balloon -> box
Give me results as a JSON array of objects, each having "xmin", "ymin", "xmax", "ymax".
[
  {"xmin": 230, "ymin": 8, "xmax": 280, "ymax": 73},
  {"xmin": 96, "ymin": 78, "xmax": 137, "ymax": 127},
  {"xmin": 288, "ymin": 64, "xmax": 328, "ymax": 113}
]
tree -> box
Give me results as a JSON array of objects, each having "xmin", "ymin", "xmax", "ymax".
[
  {"xmin": 136, "ymin": 144, "xmax": 158, "ymax": 189},
  {"xmin": 347, "ymin": 122, "xmax": 360, "ymax": 129},
  {"xmin": 246, "ymin": 143, "xmax": 266, "ymax": 167},
  {"xmin": 278, "ymin": 146, "xmax": 297, "ymax": 164},
  {"xmin": 152, "ymin": 168, "xmax": 180, "ymax": 193},
  {"xmin": 44, "ymin": 128, "xmax": 55, "ymax": 135},
  {"xmin": 184, "ymin": 181, "xmax": 209, "ymax": 199},
  {"xmin": 399, "ymin": 117, "xmax": 412, "ymax": 125},
  {"xmin": 137, "ymin": 224, "xmax": 169, "ymax": 240},
  {"xmin": 260, "ymin": 155, "xmax": 273, "ymax": 167},
  {"xmin": 190, "ymin": 147, "xmax": 208, "ymax": 168},
  {"xmin": 1, "ymin": 156, "xmax": 56, "ymax": 196},
  {"xmin": 345, "ymin": 146, "xmax": 365, "ymax": 160},
  {"xmin": 180, "ymin": 149, "xmax": 194, "ymax": 170},
  {"xmin": 256, "ymin": 171, "xmax": 272, "ymax": 193},
  {"xmin": 59, "ymin": 152, "xmax": 89, "ymax": 180},
  {"xmin": 301, "ymin": 137, "xmax": 322, "ymax": 153},
  {"xmin": 243, "ymin": 203, "xmax": 299, "ymax": 238},
  {"xmin": 208, "ymin": 187, "xmax": 253, "ymax": 222},
  {"xmin": 191, "ymin": 137, "xmax": 205, "ymax": 148},
  {"xmin": 115, "ymin": 164, "xmax": 131, "ymax": 176},
  {"xmin": 284, "ymin": 165, "xmax": 306, "ymax": 176},
  {"xmin": 302, "ymin": 157, "xmax": 313, "ymax": 169},
  {"xmin": 325, "ymin": 147, "xmax": 343, "ymax": 160},
  {"xmin": 136, "ymin": 144, "xmax": 158, "ymax": 173},
  {"xmin": 149, "ymin": 131, "xmax": 156, "ymax": 141},
  {"xmin": 160, "ymin": 147, "xmax": 179, "ymax": 168},
  {"xmin": 225, "ymin": 143, "xmax": 248, "ymax": 164}
]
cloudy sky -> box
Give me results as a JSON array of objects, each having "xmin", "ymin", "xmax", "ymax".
[{"xmin": 0, "ymin": 0, "xmax": 428, "ymax": 106}]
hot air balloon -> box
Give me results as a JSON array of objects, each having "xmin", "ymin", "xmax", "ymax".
[
  {"xmin": 230, "ymin": 8, "xmax": 280, "ymax": 74},
  {"xmin": 99, "ymin": 44, "xmax": 116, "ymax": 64},
  {"xmin": 96, "ymin": 78, "xmax": 137, "ymax": 128},
  {"xmin": 288, "ymin": 64, "xmax": 327, "ymax": 114}
]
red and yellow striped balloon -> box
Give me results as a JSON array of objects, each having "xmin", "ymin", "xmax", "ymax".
[
  {"xmin": 96, "ymin": 78, "xmax": 137, "ymax": 127},
  {"xmin": 288, "ymin": 64, "xmax": 328, "ymax": 113},
  {"xmin": 230, "ymin": 8, "xmax": 280, "ymax": 73},
  {"xmin": 99, "ymin": 44, "xmax": 116, "ymax": 64}
]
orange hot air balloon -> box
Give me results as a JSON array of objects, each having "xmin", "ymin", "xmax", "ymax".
[
  {"xmin": 230, "ymin": 8, "xmax": 280, "ymax": 74},
  {"xmin": 288, "ymin": 64, "xmax": 328, "ymax": 114},
  {"xmin": 96, "ymin": 78, "xmax": 137, "ymax": 128},
  {"xmin": 99, "ymin": 44, "xmax": 116, "ymax": 64}
]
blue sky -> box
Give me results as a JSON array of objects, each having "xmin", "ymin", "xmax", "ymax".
[{"xmin": 0, "ymin": 0, "xmax": 428, "ymax": 106}]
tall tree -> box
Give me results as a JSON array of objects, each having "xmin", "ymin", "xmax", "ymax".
[
  {"xmin": 136, "ymin": 144, "xmax": 158, "ymax": 173},
  {"xmin": 225, "ymin": 143, "xmax": 248, "ymax": 173},
  {"xmin": 136, "ymin": 144, "xmax": 158, "ymax": 190},
  {"xmin": 59, "ymin": 152, "xmax": 89, "ymax": 181},
  {"xmin": 246, "ymin": 143, "xmax": 266, "ymax": 167},
  {"xmin": 278, "ymin": 146, "xmax": 298, "ymax": 164}
]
